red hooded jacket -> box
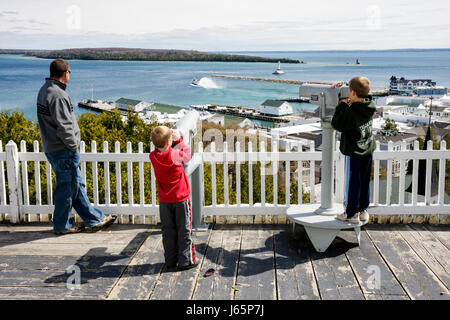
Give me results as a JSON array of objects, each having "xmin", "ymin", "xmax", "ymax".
[{"xmin": 149, "ymin": 138, "xmax": 192, "ymax": 203}]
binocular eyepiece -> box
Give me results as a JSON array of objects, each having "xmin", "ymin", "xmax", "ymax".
[
  {"xmin": 299, "ymin": 84, "xmax": 349, "ymax": 120},
  {"xmin": 174, "ymin": 109, "xmax": 200, "ymax": 146}
]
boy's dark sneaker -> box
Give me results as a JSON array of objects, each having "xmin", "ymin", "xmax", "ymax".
[
  {"xmin": 54, "ymin": 223, "xmax": 85, "ymax": 235},
  {"xmin": 89, "ymin": 215, "xmax": 117, "ymax": 232},
  {"xmin": 177, "ymin": 261, "xmax": 199, "ymax": 271},
  {"xmin": 166, "ymin": 263, "xmax": 178, "ymax": 272}
]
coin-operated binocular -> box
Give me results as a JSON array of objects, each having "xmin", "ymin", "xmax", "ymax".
[
  {"xmin": 173, "ymin": 109, "xmax": 208, "ymax": 230},
  {"xmin": 174, "ymin": 109, "xmax": 200, "ymax": 150},
  {"xmin": 299, "ymin": 83, "xmax": 349, "ymax": 120}
]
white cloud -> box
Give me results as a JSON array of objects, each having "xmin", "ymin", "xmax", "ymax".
[{"xmin": 0, "ymin": 0, "xmax": 449, "ymax": 50}]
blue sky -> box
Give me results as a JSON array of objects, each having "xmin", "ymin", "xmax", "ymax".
[{"xmin": 1, "ymin": 0, "xmax": 449, "ymax": 50}]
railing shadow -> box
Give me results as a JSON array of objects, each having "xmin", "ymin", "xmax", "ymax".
[
  {"xmin": 201, "ymin": 224, "xmax": 361, "ymax": 278},
  {"xmin": 43, "ymin": 229, "xmax": 163, "ymax": 286}
]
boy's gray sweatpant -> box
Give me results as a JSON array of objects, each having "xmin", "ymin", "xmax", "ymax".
[{"xmin": 159, "ymin": 199, "xmax": 196, "ymax": 267}]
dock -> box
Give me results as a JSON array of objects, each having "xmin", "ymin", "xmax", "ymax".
[
  {"xmin": 210, "ymin": 75, "xmax": 333, "ymax": 86},
  {"xmin": 0, "ymin": 223, "xmax": 448, "ymax": 300},
  {"xmin": 78, "ymin": 101, "xmax": 129, "ymax": 114},
  {"xmin": 191, "ymin": 104, "xmax": 305, "ymax": 124}
]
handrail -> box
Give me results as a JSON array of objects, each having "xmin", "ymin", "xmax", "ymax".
[{"xmin": 0, "ymin": 139, "xmax": 448, "ymax": 224}]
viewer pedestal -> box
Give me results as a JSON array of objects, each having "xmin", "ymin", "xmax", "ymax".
[{"xmin": 287, "ymin": 204, "xmax": 369, "ymax": 252}]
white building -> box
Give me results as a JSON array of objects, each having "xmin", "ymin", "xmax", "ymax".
[
  {"xmin": 115, "ymin": 98, "xmax": 153, "ymax": 112},
  {"xmin": 374, "ymin": 131, "xmax": 419, "ymax": 176},
  {"xmin": 206, "ymin": 114, "xmax": 225, "ymax": 125},
  {"xmin": 389, "ymin": 76, "xmax": 436, "ymax": 92},
  {"xmin": 259, "ymin": 100, "xmax": 293, "ymax": 116},
  {"xmin": 238, "ymin": 118, "xmax": 255, "ymax": 129}
]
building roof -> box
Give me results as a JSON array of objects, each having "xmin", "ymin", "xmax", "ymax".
[
  {"xmin": 431, "ymin": 106, "xmax": 448, "ymax": 112},
  {"xmin": 431, "ymin": 121, "xmax": 450, "ymax": 130},
  {"xmin": 116, "ymin": 98, "xmax": 142, "ymax": 107},
  {"xmin": 407, "ymin": 126, "xmax": 427, "ymax": 137},
  {"xmin": 261, "ymin": 100, "xmax": 286, "ymax": 108},
  {"xmin": 271, "ymin": 122, "xmax": 321, "ymax": 136},
  {"xmin": 374, "ymin": 132, "xmax": 418, "ymax": 144}
]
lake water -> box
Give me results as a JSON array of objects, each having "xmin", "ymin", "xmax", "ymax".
[{"xmin": 0, "ymin": 49, "xmax": 449, "ymax": 122}]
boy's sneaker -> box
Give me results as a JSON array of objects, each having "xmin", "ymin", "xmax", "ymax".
[
  {"xmin": 166, "ymin": 263, "xmax": 178, "ymax": 272},
  {"xmin": 177, "ymin": 261, "xmax": 199, "ymax": 271},
  {"xmin": 359, "ymin": 210, "xmax": 370, "ymax": 222},
  {"xmin": 337, "ymin": 213, "xmax": 360, "ymax": 224},
  {"xmin": 54, "ymin": 223, "xmax": 85, "ymax": 235},
  {"xmin": 89, "ymin": 215, "xmax": 117, "ymax": 232}
]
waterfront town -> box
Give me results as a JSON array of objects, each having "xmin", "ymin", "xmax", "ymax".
[{"xmin": 79, "ymin": 75, "xmax": 450, "ymax": 158}]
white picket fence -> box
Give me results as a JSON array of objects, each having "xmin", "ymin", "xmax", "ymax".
[{"xmin": 0, "ymin": 138, "xmax": 449, "ymax": 224}]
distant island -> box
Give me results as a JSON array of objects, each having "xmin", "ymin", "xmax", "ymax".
[{"xmin": 0, "ymin": 48, "xmax": 303, "ymax": 64}]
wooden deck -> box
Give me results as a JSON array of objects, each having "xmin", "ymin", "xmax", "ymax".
[{"xmin": 0, "ymin": 223, "xmax": 449, "ymax": 300}]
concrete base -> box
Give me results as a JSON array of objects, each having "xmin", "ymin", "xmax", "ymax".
[
  {"xmin": 193, "ymin": 223, "xmax": 210, "ymax": 232},
  {"xmin": 286, "ymin": 204, "xmax": 368, "ymax": 252}
]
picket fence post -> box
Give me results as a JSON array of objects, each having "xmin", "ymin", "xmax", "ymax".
[{"xmin": 6, "ymin": 141, "xmax": 21, "ymax": 223}]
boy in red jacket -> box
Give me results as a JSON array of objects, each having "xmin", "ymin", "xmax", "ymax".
[{"xmin": 150, "ymin": 126, "xmax": 198, "ymax": 271}]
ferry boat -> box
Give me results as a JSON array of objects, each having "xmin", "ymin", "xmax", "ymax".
[
  {"xmin": 273, "ymin": 61, "xmax": 285, "ymax": 75},
  {"xmin": 190, "ymin": 78, "xmax": 200, "ymax": 87}
]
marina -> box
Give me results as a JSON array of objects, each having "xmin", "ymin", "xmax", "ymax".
[
  {"xmin": 78, "ymin": 98, "xmax": 309, "ymax": 126},
  {"xmin": 190, "ymin": 103, "xmax": 305, "ymax": 124}
]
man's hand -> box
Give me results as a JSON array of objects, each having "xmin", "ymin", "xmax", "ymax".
[{"xmin": 172, "ymin": 129, "xmax": 181, "ymax": 141}]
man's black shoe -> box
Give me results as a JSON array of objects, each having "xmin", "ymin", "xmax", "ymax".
[
  {"xmin": 177, "ymin": 261, "xmax": 199, "ymax": 271},
  {"xmin": 89, "ymin": 215, "xmax": 117, "ymax": 232},
  {"xmin": 54, "ymin": 223, "xmax": 85, "ymax": 235}
]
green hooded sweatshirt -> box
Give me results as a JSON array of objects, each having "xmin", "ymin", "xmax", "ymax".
[{"xmin": 331, "ymin": 96, "xmax": 376, "ymax": 157}]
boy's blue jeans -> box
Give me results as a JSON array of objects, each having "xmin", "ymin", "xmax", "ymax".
[
  {"xmin": 345, "ymin": 154, "xmax": 373, "ymax": 218},
  {"xmin": 45, "ymin": 148, "xmax": 104, "ymax": 233}
]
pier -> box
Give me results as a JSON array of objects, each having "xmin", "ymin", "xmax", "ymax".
[
  {"xmin": 78, "ymin": 101, "xmax": 129, "ymax": 114},
  {"xmin": 210, "ymin": 74, "xmax": 333, "ymax": 86},
  {"xmin": 190, "ymin": 104, "xmax": 300, "ymax": 124}
]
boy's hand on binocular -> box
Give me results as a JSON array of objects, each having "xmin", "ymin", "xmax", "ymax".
[
  {"xmin": 172, "ymin": 129, "xmax": 181, "ymax": 141},
  {"xmin": 340, "ymin": 98, "xmax": 352, "ymax": 105},
  {"xmin": 331, "ymin": 81, "xmax": 343, "ymax": 88}
]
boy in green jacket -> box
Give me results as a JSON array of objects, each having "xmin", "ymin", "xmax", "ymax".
[{"xmin": 331, "ymin": 77, "xmax": 376, "ymax": 224}]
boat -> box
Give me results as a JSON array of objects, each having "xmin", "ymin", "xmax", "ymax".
[
  {"xmin": 190, "ymin": 78, "xmax": 200, "ymax": 87},
  {"xmin": 356, "ymin": 59, "xmax": 361, "ymax": 65},
  {"xmin": 273, "ymin": 61, "xmax": 285, "ymax": 75}
]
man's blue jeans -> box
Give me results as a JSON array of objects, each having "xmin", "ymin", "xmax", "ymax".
[{"xmin": 45, "ymin": 148, "xmax": 104, "ymax": 233}]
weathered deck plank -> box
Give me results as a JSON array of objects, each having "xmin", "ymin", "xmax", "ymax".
[
  {"xmin": 310, "ymin": 233, "xmax": 365, "ymax": 300},
  {"xmin": 0, "ymin": 222, "xmax": 449, "ymax": 300},
  {"xmin": 423, "ymin": 224, "xmax": 450, "ymax": 250},
  {"xmin": 344, "ymin": 230, "xmax": 406, "ymax": 296},
  {"xmin": 107, "ymin": 228, "xmax": 165, "ymax": 300},
  {"xmin": 0, "ymin": 286, "xmax": 108, "ymax": 300},
  {"xmin": 365, "ymin": 225, "xmax": 450, "ymax": 300},
  {"xmin": 0, "ymin": 269, "xmax": 119, "ymax": 287},
  {"xmin": 192, "ymin": 225, "xmax": 242, "ymax": 300},
  {"xmin": 399, "ymin": 224, "xmax": 450, "ymax": 291},
  {"xmin": 234, "ymin": 226, "xmax": 276, "ymax": 300},
  {"xmin": 149, "ymin": 228, "xmax": 211, "ymax": 300},
  {"xmin": 365, "ymin": 294, "xmax": 410, "ymax": 300},
  {"xmin": 273, "ymin": 226, "xmax": 320, "ymax": 300}
]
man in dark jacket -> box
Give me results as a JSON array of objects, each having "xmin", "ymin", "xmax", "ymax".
[
  {"xmin": 37, "ymin": 59, "xmax": 116, "ymax": 234},
  {"xmin": 331, "ymin": 77, "xmax": 376, "ymax": 224}
]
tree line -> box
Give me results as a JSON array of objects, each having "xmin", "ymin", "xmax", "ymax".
[{"xmin": 0, "ymin": 48, "xmax": 302, "ymax": 64}]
